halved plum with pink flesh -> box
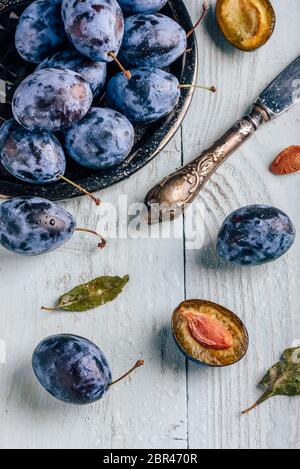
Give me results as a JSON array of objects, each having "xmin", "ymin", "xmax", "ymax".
[{"xmin": 172, "ymin": 300, "xmax": 248, "ymax": 366}]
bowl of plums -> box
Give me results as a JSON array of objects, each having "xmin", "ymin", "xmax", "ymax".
[{"xmin": 0, "ymin": 0, "xmax": 198, "ymax": 200}]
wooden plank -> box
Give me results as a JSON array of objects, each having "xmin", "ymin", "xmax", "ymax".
[
  {"xmin": 183, "ymin": 0, "xmax": 300, "ymax": 449},
  {"xmin": 0, "ymin": 132, "xmax": 188, "ymax": 449}
]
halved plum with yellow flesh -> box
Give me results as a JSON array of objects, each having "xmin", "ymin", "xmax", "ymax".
[
  {"xmin": 216, "ymin": 0, "xmax": 276, "ymax": 51},
  {"xmin": 172, "ymin": 300, "xmax": 249, "ymax": 366}
]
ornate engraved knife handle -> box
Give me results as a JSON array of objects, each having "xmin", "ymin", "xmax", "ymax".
[{"xmin": 145, "ymin": 105, "xmax": 270, "ymax": 224}]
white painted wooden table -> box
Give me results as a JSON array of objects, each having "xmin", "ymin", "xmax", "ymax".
[{"xmin": 0, "ymin": 0, "xmax": 300, "ymax": 449}]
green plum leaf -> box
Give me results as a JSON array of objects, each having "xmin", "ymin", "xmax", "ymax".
[
  {"xmin": 43, "ymin": 275, "xmax": 129, "ymax": 312},
  {"xmin": 242, "ymin": 347, "xmax": 300, "ymax": 414}
]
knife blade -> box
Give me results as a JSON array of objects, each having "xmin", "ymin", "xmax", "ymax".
[
  {"xmin": 145, "ymin": 55, "xmax": 300, "ymax": 224},
  {"xmin": 257, "ymin": 55, "xmax": 300, "ymax": 118}
]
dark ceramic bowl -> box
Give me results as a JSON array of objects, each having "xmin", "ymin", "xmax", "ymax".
[{"xmin": 0, "ymin": 0, "xmax": 197, "ymax": 200}]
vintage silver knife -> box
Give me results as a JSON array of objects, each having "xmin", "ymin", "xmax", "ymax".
[{"xmin": 145, "ymin": 55, "xmax": 300, "ymax": 224}]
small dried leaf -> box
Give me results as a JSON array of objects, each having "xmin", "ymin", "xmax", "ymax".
[
  {"xmin": 242, "ymin": 347, "xmax": 300, "ymax": 414},
  {"xmin": 55, "ymin": 275, "xmax": 129, "ymax": 312},
  {"xmin": 186, "ymin": 313, "xmax": 234, "ymax": 350},
  {"xmin": 271, "ymin": 146, "xmax": 300, "ymax": 174}
]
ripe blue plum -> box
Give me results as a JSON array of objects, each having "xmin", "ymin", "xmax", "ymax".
[
  {"xmin": 120, "ymin": 13, "xmax": 187, "ymax": 68},
  {"xmin": 118, "ymin": 0, "xmax": 168, "ymax": 15},
  {"xmin": 32, "ymin": 335, "xmax": 112, "ymax": 404},
  {"xmin": 0, "ymin": 119, "xmax": 66, "ymax": 184},
  {"xmin": 106, "ymin": 68, "xmax": 180, "ymax": 123},
  {"xmin": 12, "ymin": 68, "xmax": 93, "ymax": 132},
  {"xmin": 61, "ymin": 0, "xmax": 124, "ymax": 62},
  {"xmin": 216, "ymin": 205, "xmax": 296, "ymax": 266},
  {"xmin": 0, "ymin": 197, "xmax": 75, "ymax": 255},
  {"xmin": 32, "ymin": 334, "xmax": 144, "ymax": 405},
  {"xmin": 64, "ymin": 107, "xmax": 134, "ymax": 169},
  {"xmin": 15, "ymin": 0, "xmax": 67, "ymax": 63},
  {"xmin": 37, "ymin": 49, "xmax": 107, "ymax": 97}
]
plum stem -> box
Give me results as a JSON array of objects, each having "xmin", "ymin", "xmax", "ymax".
[
  {"xmin": 108, "ymin": 359, "xmax": 145, "ymax": 388},
  {"xmin": 108, "ymin": 52, "xmax": 132, "ymax": 80},
  {"xmin": 179, "ymin": 84, "xmax": 216, "ymax": 93},
  {"xmin": 75, "ymin": 227, "xmax": 107, "ymax": 249},
  {"xmin": 186, "ymin": 2, "xmax": 209, "ymax": 38},
  {"xmin": 0, "ymin": 63, "xmax": 18, "ymax": 78},
  {"xmin": 99, "ymin": 91, "xmax": 106, "ymax": 103},
  {"xmin": 58, "ymin": 175, "xmax": 101, "ymax": 206}
]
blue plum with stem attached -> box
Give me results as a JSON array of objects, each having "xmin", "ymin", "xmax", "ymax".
[
  {"xmin": 64, "ymin": 107, "xmax": 134, "ymax": 169},
  {"xmin": 61, "ymin": 0, "xmax": 124, "ymax": 62},
  {"xmin": 216, "ymin": 205, "xmax": 296, "ymax": 266},
  {"xmin": 106, "ymin": 67, "xmax": 180, "ymax": 123},
  {"xmin": 12, "ymin": 68, "xmax": 93, "ymax": 132},
  {"xmin": 32, "ymin": 334, "xmax": 144, "ymax": 405},
  {"xmin": 120, "ymin": 13, "xmax": 187, "ymax": 68},
  {"xmin": 36, "ymin": 49, "xmax": 107, "ymax": 97},
  {"xmin": 0, "ymin": 119, "xmax": 66, "ymax": 184},
  {"xmin": 32, "ymin": 335, "xmax": 112, "ymax": 405},
  {"xmin": 15, "ymin": 0, "xmax": 67, "ymax": 63},
  {"xmin": 118, "ymin": 0, "xmax": 168, "ymax": 15},
  {"xmin": 0, "ymin": 197, "xmax": 76, "ymax": 255}
]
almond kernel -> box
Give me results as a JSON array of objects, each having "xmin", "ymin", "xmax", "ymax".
[{"xmin": 271, "ymin": 146, "xmax": 300, "ymax": 175}]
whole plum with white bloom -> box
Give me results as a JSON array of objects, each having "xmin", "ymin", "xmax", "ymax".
[
  {"xmin": 120, "ymin": 13, "xmax": 187, "ymax": 68},
  {"xmin": 61, "ymin": 0, "xmax": 124, "ymax": 62},
  {"xmin": 217, "ymin": 205, "xmax": 296, "ymax": 266},
  {"xmin": 37, "ymin": 49, "xmax": 107, "ymax": 97},
  {"xmin": 118, "ymin": 0, "xmax": 168, "ymax": 15},
  {"xmin": 15, "ymin": 0, "xmax": 67, "ymax": 63},
  {"xmin": 106, "ymin": 68, "xmax": 180, "ymax": 123},
  {"xmin": 32, "ymin": 335, "xmax": 112, "ymax": 404},
  {"xmin": 0, "ymin": 197, "xmax": 75, "ymax": 255},
  {"xmin": 64, "ymin": 108, "xmax": 134, "ymax": 169},
  {"xmin": 0, "ymin": 119, "xmax": 66, "ymax": 184},
  {"xmin": 12, "ymin": 68, "xmax": 93, "ymax": 132}
]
